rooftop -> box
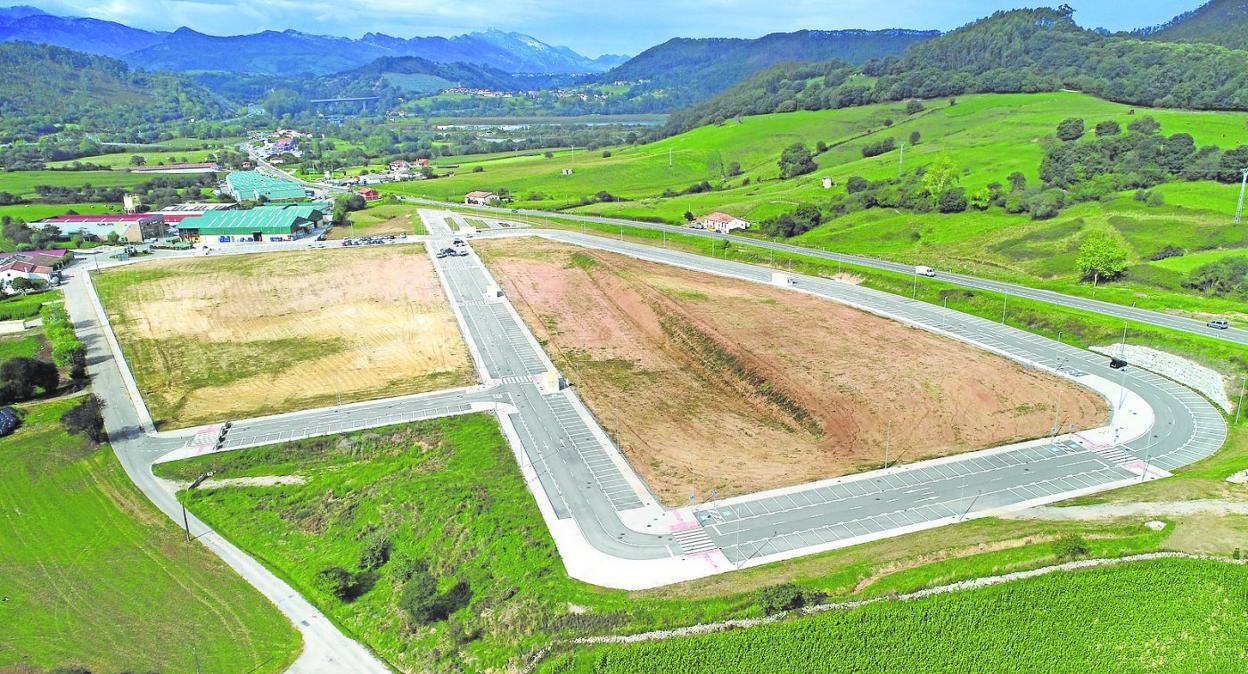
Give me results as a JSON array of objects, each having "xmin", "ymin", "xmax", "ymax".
[
  {"xmin": 225, "ymin": 171, "xmax": 308, "ymax": 201},
  {"xmin": 176, "ymin": 203, "xmax": 326, "ymax": 235}
]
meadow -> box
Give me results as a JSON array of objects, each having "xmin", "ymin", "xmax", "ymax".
[
  {"xmin": 0, "ymin": 169, "xmax": 153, "ymax": 198},
  {"xmin": 0, "ymin": 398, "xmax": 300, "ymax": 673},
  {"xmin": 329, "ymin": 202, "xmax": 429, "ymax": 239}
]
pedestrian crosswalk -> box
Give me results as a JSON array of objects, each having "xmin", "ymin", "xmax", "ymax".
[
  {"xmin": 1090, "ymin": 444, "xmax": 1136, "ymax": 466},
  {"xmin": 671, "ymin": 526, "xmax": 718, "ymax": 555},
  {"xmin": 498, "ymin": 375, "xmax": 531, "ymax": 384}
]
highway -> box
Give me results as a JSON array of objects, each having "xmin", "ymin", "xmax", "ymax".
[
  {"xmin": 60, "ymin": 213, "xmax": 1231, "ymax": 669},
  {"xmin": 404, "ymin": 196, "xmax": 1248, "ymax": 346}
]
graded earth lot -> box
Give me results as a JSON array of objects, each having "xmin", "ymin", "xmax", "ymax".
[
  {"xmin": 94, "ymin": 245, "xmax": 474, "ymax": 428},
  {"xmin": 479, "ymin": 238, "xmax": 1107, "ymax": 504}
]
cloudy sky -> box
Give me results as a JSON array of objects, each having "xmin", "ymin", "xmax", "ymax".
[{"xmin": 29, "ymin": 0, "xmax": 1193, "ymax": 56}]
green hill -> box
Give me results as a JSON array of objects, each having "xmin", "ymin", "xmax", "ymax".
[
  {"xmin": 0, "ymin": 41, "xmax": 227, "ymax": 140},
  {"xmin": 664, "ymin": 6, "xmax": 1248, "ymax": 136},
  {"xmin": 382, "ymin": 90, "xmax": 1248, "ymax": 322},
  {"xmin": 1142, "ymin": 0, "xmax": 1248, "ymax": 50}
]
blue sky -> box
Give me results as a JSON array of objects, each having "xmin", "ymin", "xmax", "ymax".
[{"xmin": 30, "ymin": 0, "xmax": 1197, "ymax": 56}]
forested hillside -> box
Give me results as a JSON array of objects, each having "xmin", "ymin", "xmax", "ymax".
[
  {"xmin": 0, "ymin": 42, "xmax": 228, "ymax": 141},
  {"xmin": 1139, "ymin": 0, "xmax": 1248, "ymax": 51},
  {"xmin": 666, "ymin": 7, "xmax": 1248, "ymax": 134},
  {"xmin": 596, "ymin": 29, "xmax": 937, "ymax": 111}
]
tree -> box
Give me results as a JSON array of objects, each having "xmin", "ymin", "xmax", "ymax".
[
  {"xmin": 1094, "ymin": 120, "xmax": 1120, "ymax": 137},
  {"xmin": 1007, "ymin": 171, "xmax": 1027, "ymax": 192},
  {"xmin": 883, "ymin": 118, "xmax": 894, "ymax": 127},
  {"xmin": 357, "ymin": 534, "xmax": 392, "ymax": 572},
  {"xmin": 905, "ymin": 99, "xmax": 925, "ymax": 115},
  {"xmin": 128, "ymin": 155, "xmax": 147, "ymax": 167},
  {"xmin": 9, "ymin": 277, "xmax": 34, "ymax": 293},
  {"xmin": 1056, "ymin": 117, "xmax": 1085, "ymax": 142},
  {"xmin": 909, "ymin": 131, "xmax": 922, "ymax": 145},
  {"xmin": 398, "ymin": 560, "xmax": 442, "ymax": 624},
  {"xmin": 861, "ymin": 137, "xmax": 897, "ymax": 158},
  {"xmin": 777, "ymin": 143, "xmax": 817, "ymax": 180},
  {"xmin": 60, "ymin": 394, "xmax": 105, "ymax": 444},
  {"xmin": 683, "ymin": 210, "xmax": 695, "ymax": 222},
  {"xmin": 921, "ymin": 156, "xmax": 960, "ymax": 196},
  {"xmin": 601, "ymin": 150, "xmax": 612, "ymax": 158},
  {"xmin": 0, "ymin": 356, "xmax": 57, "ymax": 402},
  {"xmin": 1076, "ymin": 232, "xmax": 1129, "ymax": 282}
]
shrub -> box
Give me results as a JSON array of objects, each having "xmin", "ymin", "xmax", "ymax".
[
  {"xmin": 1095, "ymin": 120, "xmax": 1121, "ymax": 137},
  {"xmin": 846, "ymin": 176, "xmax": 871, "ymax": 194},
  {"xmin": 1185, "ymin": 256, "xmax": 1248, "ymax": 297},
  {"xmin": 0, "ymin": 356, "xmax": 58, "ymax": 402},
  {"xmin": 909, "ymin": 131, "xmax": 922, "ymax": 145},
  {"xmin": 41, "ymin": 304, "xmax": 86, "ymax": 380},
  {"xmin": 61, "ymin": 394, "xmax": 106, "ymax": 444},
  {"xmin": 357, "ymin": 534, "xmax": 392, "ymax": 572},
  {"xmin": 1052, "ymin": 533, "xmax": 1091, "ymax": 561},
  {"xmin": 905, "ymin": 99, "xmax": 925, "ymax": 115},
  {"xmin": 861, "ymin": 137, "xmax": 897, "ymax": 158},
  {"xmin": 1148, "ymin": 245, "xmax": 1185, "ymax": 261},
  {"xmin": 601, "ymin": 150, "xmax": 612, "ymax": 158},
  {"xmin": 314, "ymin": 566, "xmax": 364, "ymax": 602},
  {"xmin": 472, "ymin": 166, "xmax": 484, "ymax": 173},
  {"xmin": 758, "ymin": 583, "xmax": 824, "ymax": 615},
  {"xmin": 938, "ymin": 187, "xmax": 968, "ymax": 213},
  {"xmin": 778, "ymin": 143, "xmax": 817, "ymax": 179}
]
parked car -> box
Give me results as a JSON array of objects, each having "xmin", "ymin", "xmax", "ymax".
[
  {"xmin": 1208, "ymin": 319, "xmax": 1230, "ymax": 330},
  {"xmin": 453, "ymin": 238, "xmax": 466, "ymax": 247},
  {"xmin": 0, "ymin": 406, "xmax": 19, "ymax": 437}
]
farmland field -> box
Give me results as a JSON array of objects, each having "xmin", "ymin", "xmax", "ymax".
[
  {"xmin": 94, "ymin": 245, "xmax": 474, "ymax": 428},
  {"xmin": 478, "ymin": 238, "xmax": 1106, "ymax": 503},
  {"xmin": 540, "ymin": 557, "xmax": 1248, "ymax": 674},
  {"xmin": 0, "ymin": 398, "xmax": 300, "ymax": 673}
]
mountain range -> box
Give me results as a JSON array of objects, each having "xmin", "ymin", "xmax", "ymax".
[
  {"xmin": 1136, "ymin": 0, "xmax": 1248, "ymax": 51},
  {"xmin": 0, "ymin": 5, "xmax": 626, "ymax": 75}
]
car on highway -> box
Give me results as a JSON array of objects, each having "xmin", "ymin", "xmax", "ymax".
[
  {"xmin": 1109, "ymin": 357, "xmax": 1129, "ymax": 370},
  {"xmin": 453, "ymin": 238, "xmax": 466, "ymax": 247},
  {"xmin": 915, "ymin": 265, "xmax": 937, "ymax": 277},
  {"xmin": 1208, "ymin": 318, "xmax": 1230, "ymax": 330}
]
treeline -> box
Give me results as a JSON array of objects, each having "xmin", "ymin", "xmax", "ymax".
[
  {"xmin": 32, "ymin": 174, "xmax": 217, "ymax": 208},
  {"xmin": 665, "ymin": 7, "xmax": 1248, "ymax": 136}
]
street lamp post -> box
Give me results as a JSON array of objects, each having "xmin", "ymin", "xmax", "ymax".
[{"xmin": 1235, "ymin": 168, "xmax": 1248, "ymax": 225}]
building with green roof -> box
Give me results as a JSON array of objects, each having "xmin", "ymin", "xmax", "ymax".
[
  {"xmin": 175, "ymin": 203, "xmax": 326, "ymax": 244},
  {"xmin": 224, "ymin": 171, "xmax": 309, "ymax": 201}
]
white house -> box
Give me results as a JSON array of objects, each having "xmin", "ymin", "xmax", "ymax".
[
  {"xmin": 695, "ymin": 212, "xmax": 750, "ymax": 233},
  {"xmin": 464, "ymin": 191, "xmax": 499, "ymax": 206}
]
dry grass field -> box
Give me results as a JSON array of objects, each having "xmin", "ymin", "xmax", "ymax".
[
  {"xmin": 95, "ymin": 245, "xmax": 473, "ymax": 428},
  {"xmin": 479, "ymin": 238, "xmax": 1108, "ymax": 505}
]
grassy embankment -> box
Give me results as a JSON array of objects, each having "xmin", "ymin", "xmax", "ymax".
[
  {"xmin": 0, "ymin": 398, "xmax": 300, "ymax": 673},
  {"xmin": 157, "ymin": 412, "xmax": 1210, "ymax": 672},
  {"xmin": 329, "ymin": 202, "xmax": 429, "ymax": 239},
  {"xmin": 380, "ymin": 92, "xmax": 1248, "ymax": 323}
]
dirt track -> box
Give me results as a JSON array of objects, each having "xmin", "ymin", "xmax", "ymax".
[
  {"xmin": 96, "ymin": 245, "xmax": 474, "ymax": 428},
  {"xmin": 479, "ymin": 239, "xmax": 1108, "ymax": 505}
]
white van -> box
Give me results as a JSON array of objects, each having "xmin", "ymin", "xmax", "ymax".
[{"xmin": 915, "ymin": 265, "xmax": 936, "ymax": 278}]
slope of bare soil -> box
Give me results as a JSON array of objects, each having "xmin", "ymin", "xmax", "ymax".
[{"xmin": 479, "ymin": 239, "xmax": 1107, "ymax": 505}]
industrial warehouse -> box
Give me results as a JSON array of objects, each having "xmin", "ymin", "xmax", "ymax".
[{"xmin": 173, "ymin": 203, "xmax": 328, "ymax": 244}]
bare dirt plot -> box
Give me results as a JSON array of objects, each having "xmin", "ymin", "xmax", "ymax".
[
  {"xmin": 95, "ymin": 245, "xmax": 474, "ymax": 428},
  {"xmin": 479, "ymin": 238, "xmax": 1108, "ymax": 505}
]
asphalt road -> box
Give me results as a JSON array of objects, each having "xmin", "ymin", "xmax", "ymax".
[
  {"xmin": 405, "ymin": 197, "xmax": 1248, "ymax": 346},
  {"xmin": 58, "ymin": 214, "xmax": 1230, "ymax": 667}
]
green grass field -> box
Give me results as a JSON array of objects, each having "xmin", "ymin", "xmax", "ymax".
[
  {"xmin": 0, "ymin": 201, "xmax": 121, "ymax": 223},
  {"xmin": 0, "ymin": 329, "xmax": 44, "ymax": 360},
  {"xmin": 46, "ymin": 147, "xmax": 219, "ymax": 169},
  {"xmin": 0, "ymin": 170, "xmax": 152, "ymax": 199},
  {"xmin": 0, "ymin": 398, "xmax": 300, "ymax": 673},
  {"xmin": 540, "ymin": 558, "xmax": 1248, "ymax": 674}
]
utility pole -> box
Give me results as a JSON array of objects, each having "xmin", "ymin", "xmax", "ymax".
[
  {"xmin": 1236, "ymin": 378, "xmax": 1246, "ymax": 425},
  {"xmin": 668, "ymin": 147, "xmax": 673, "ymax": 168},
  {"xmin": 1001, "ymin": 291, "xmax": 1008, "ymax": 324},
  {"xmin": 1236, "ymin": 168, "xmax": 1248, "ymax": 224},
  {"xmin": 898, "ymin": 142, "xmax": 905, "ymax": 179},
  {"xmin": 911, "ymin": 266, "xmax": 919, "ymax": 298}
]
